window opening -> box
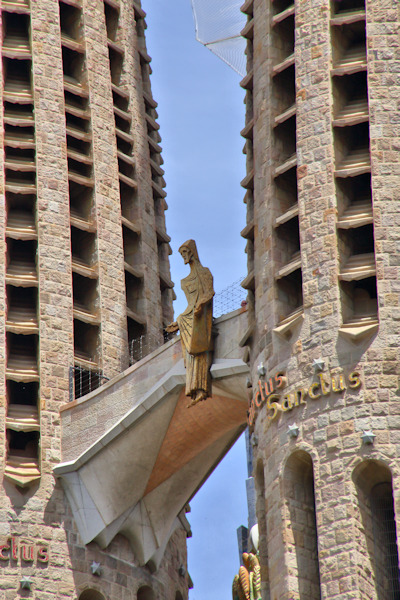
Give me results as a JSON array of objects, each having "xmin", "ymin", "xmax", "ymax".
[
  {"xmin": 370, "ymin": 483, "xmax": 400, "ymax": 599},
  {"xmin": 137, "ymin": 586, "xmax": 155, "ymax": 600},
  {"xmin": 283, "ymin": 451, "xmax": 321, "ymax": 599},
  {"xmin": 79, "ymin": 590, "xmax": 106, "ymax": 600},
  {"xmin": 353, "ymin": 461, "xmax": 400, "ymax": 600}
]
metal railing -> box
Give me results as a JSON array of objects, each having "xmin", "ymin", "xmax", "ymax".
[
  {"xmin": 69, "ymin": 366, "xmax": 109, "ymax": 401},
  {"xmin": 213, "ymin": 277, "xmax": 247, "ymax": 318},
  {"xmin": 68, "ymin": 280, "xmax": 249, "ymax": 390},
  {"xmin": 128, "ymin": 278, "xmax": 247, "ymax": 365},
  {"xmin": 128, "ymin": 330, "xmax": 173, "ymax": 366}
]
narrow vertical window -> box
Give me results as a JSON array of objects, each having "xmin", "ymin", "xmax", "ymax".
[
  {"xmin": 330, "ymin": 0, "xmax": 379, "ymax": 342},
  {"xmin": 2, "ymin": 0, "xmax": 41, "ymax": 489},
  {"xmin": 353, "ymin": 460, "xmax": 400, "ymax": 600},
  {"xmin": 132, "ymin": 0, "xmax": 173, "ymax": 344},
  {"xmin": 371, "ymin": 483, "xmax": 400, "ymax": 598},
  {"xmin": 283, "ymin": 451, "xmax": 321, "ymax": 600},
  {"xmin": 59, "ymin": 0, "xmax": 103, "ymax": 395},
  {"xmin": 240, "ymin": 0, "xmax": 255, "ymax": 338},
  {"xmin": 269, "ymin": 0, "xmax": 303, "ymax": 340}
]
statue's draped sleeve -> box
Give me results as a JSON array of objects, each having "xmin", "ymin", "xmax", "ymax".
[{"xmin": 177, "ymin": 264, "xmax": 214, "ymax": 356}]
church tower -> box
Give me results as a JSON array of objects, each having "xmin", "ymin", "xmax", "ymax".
[
  {"xmin": 0, "ymin": 0, "xmax": 185, "ymax": 597},
  {"xmin": 240, "ymin": 0, "xmax": 400, "ymax": 598},
  {"xmin": 1, "ymin": 0, "xmax": 173, "ymax": 489}
]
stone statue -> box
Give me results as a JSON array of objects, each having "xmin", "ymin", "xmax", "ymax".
[{"xmin": 166, "ymin": 240, "xmax": 214, "ymax": 407}]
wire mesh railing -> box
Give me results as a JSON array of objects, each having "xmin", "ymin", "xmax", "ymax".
[
  {"xmin": 129, "ymin": 330, "xmax": 173, "ymax": 366},
  {"xmin": 128, "ymin": 278, "xmax": 247, "ymax": 365},
  {"xmin": 69, "ymin": 280, "xmax": 249, "ymax": 389},
  {"xmin": 70, "ymin": 366, "xmax": 109, "ymax": 401},
  {"xmin": 213, "ymin": 277, "xmax": 247, "ymax": 318}
]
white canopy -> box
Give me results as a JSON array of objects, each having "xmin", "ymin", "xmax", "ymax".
[{"xmin": 191, "ymin": 0, "xmax": 247, "ymax": 75}]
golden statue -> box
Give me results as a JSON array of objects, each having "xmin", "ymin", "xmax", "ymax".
[{"xmin": 166, "ymin": 240, "xmax": 214, "ymax": 407}]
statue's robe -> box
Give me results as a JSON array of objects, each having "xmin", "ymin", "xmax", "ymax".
[{"xmin": 177, "ymin": 262, "xmax": 214, "ymax": 398}]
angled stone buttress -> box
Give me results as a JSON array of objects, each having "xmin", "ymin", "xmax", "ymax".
[{"xmin": 54, "ymin": 308, "xmax": 250, "ymax": 570}]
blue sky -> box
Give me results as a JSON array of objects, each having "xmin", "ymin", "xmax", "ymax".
[{"xmin": 141, "ymin": 1, "xmax": 249, "ymax": 598}]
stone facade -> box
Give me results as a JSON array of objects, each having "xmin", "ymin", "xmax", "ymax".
[
  {"xmin": 241, "ymin": 0, "xmax": 400, "ymax": 599},
  {"xmin": 0, "ymin": 0, "xmax": 181, "ymax": 598}
]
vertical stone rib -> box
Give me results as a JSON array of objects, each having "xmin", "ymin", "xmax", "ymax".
[
  {"xmin": 122, "ymin": 0, "xmax": 165, "ymax": 343},
  {"xmin": 82, "ymin": 0, "xmax": 128, "ymax": 376},
  {"xmin": 367, "ymin": 0, "xmax": 400, "ymax": 332},
  {"xmin": 296, "ymin": 0, "xmax": 338, "ymax": 351},
  {"xmin": 31, "ymin": 0, "xmax": 73, "ymax": 481},
  {"xmin": 252, "ymin": 0, "xmax": 273, "ymax": 357}
]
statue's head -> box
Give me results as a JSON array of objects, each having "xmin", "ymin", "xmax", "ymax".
[{"xmin": 179, "ymin": 239, "xmax": 199, "ymax": 264}]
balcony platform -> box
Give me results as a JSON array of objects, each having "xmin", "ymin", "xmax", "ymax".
[{"xmin": 54, "ymin": 309, "xmax": 249, "ymax": 569}]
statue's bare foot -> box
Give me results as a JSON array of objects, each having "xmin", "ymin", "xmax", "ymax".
[{"xmin": 187, "ymin": 390, "xmax": 207, "ymax": 408}]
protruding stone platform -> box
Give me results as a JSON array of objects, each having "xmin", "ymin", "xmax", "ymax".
[{"xmin": 54, "ymin": 309, "xmax": 249, "ymax": 568}]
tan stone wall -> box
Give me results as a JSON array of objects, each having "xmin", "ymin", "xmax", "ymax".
[
  {"xmin": 0, "ymin": 0, "xmax": 178, "ymax": 597},
  {"xmin": 60, "ymin": 335, "xmax": 183, "ymax": 462},
  {"xmin": 83, "ymin": 0, "xmax": 129, "ymax": 376},
  {"xmin": 0, "ymin": 492, "xmax": 188, "ymax": 600},
  {"xmin": 118, "ymin": 0, "xmax": 166, "ymax": 340},
  {"xmin": 247, "ymin": 0, "xmax": 400, "ymax": 599},
  {"xmin": 32, "ymin": 0, "xmax": 74, "ymax": 486}
]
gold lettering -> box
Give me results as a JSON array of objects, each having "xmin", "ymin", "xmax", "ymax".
[
  {"xmin": 318, "ymin": 373, "xmax": 331, "ymax": 395},
  {"xmin": 265, "ymin": 378, "xmax": 274, "ymax": 396},
  {"xmin": 21, "ymin": 545, "xmax": 34, "ymax": 562},
  {"xmin": 275, "ymin": 372, "xmax": 287, "ymax": 389},
  {"xmin": 296, "ymin": 388, "xmax": 308, "ymax": 405},
  {"xmin": 11, "ymin": 537, "xmax": 18, "ymax": 561},
  {"xmin": 281, "ymin": 394, "xmax": 294, "ymax": 412},
  {"xmin": 267, "ymin": 394, "xmax": 281, "ymax": 421},
  {"xmin": 309, "ymin": 382, "xmax": 321, "ymax": 399},
  {"xmin": 348, "ymin": 371, "xmax": 361, "ymax": 389},
  {"xmin": 37, "ymin": 546, "xmax": 49, "ymax": 563},
  {"xmin": 259, "ymin": 366, "xmax": 361, "ymax": 426},
  {"xmin": 254, "ymin": 390, "xmax": 262, "ymax": 408},
  {"xmin": 332, "ymin": 374, "xmax": 346, "ymax": 393}
]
